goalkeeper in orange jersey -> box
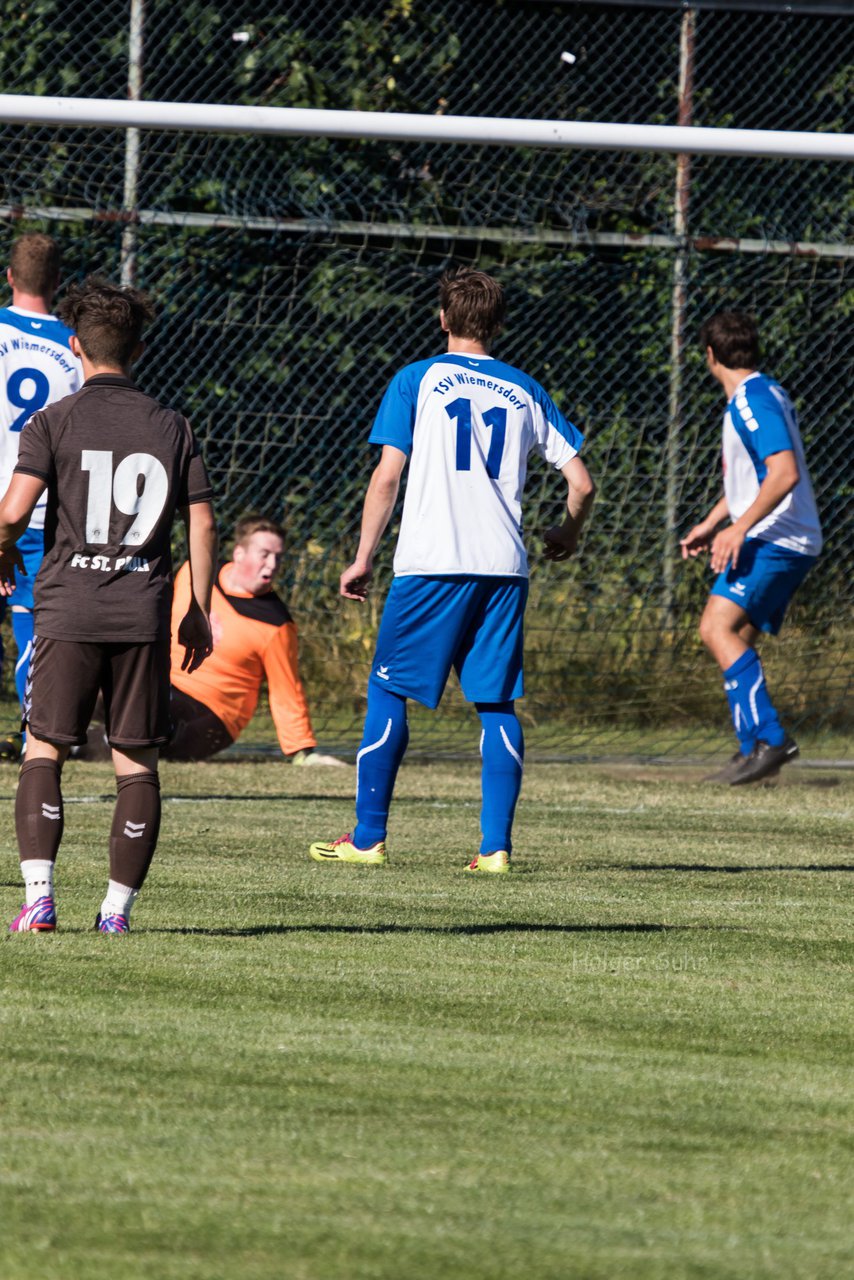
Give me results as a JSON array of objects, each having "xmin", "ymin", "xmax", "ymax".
[
  {"xmin": 78, "ymin": 513, "xmax": 345, "ymax": 765},
  {"xmin": 164, "ymin": 513, "xmax": 345, "ymax": 764}
]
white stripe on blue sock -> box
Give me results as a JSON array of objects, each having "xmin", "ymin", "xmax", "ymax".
[
  {"xmin": 499, "ymin": 725, "xmax": 524, "ymax": 771},
  {"xmin": 355, "ymin": 717, "xmax": 393, "ymax": 808}
]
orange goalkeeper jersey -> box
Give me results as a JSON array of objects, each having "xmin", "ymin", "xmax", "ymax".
[{"xmin": 170, "ymin": 561, "xmax": 317, "ymax": 755}]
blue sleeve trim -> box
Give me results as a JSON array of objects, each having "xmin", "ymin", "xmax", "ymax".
[
  {"xmin": 531, "ymin": 382, "xmax": 584, "ymax": 452},
  {"xmin": 368, "ymin": 361, "xmax": 432, "ymax": 455}
]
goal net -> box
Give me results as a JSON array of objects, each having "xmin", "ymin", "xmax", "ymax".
[{"xmin": 0, "ymin": 0, "xmax": 850, "ymax": 759}]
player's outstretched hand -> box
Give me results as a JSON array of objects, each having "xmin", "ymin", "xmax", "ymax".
[
  {"xmin": 340, "ymin": 559, "xmax": 372, "ymax": 601},
  {"xmin": 542, "ymin": 523, "xmax": 578, "ymax": 562},
  {"xmin": 710, "ymin": 525, "xmax": 745, "ymax": 575},
  {"xmin": 177, "ymin": 601, "xmax": 214, "ymax": 673},
  {"xmin": 679, "ymin": 524, "xmax": 713, "ymax": 559},
  {"xmin": 0, "ymin": 545, "xmax": 24, "ymax": 597}
]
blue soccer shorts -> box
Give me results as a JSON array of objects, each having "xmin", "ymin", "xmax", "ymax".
[
  {"xmin": 369, "ymin": 575, "xmax": 528, "ymax": 708},
  {"xmin": 8, "ymin": 525, "xmax": 44, "ymax": 611},
  {"xmin": 710, "ymin": 538, "xmax": 817, "ymax": 635}
]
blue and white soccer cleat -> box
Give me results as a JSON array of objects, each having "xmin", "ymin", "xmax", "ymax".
[
  {"xmin": 9, "ymin": 895, "xmax": 57, "ymax": 932},
  {"xmin": 95, "ymin": 912, "xmax": 130, "ymax": 934}
]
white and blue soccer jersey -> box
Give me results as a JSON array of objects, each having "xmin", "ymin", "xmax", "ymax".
[
  {"xmin": 722, "ymin": 372, "xmax": 822, "ymax": 557},
  {"xmin": 369, "ymin": 353, "xmax": 583, "ymax": 577},
  {"xmin": 0, "ymin": 306, "xmax": 82, "ymax": 530}
]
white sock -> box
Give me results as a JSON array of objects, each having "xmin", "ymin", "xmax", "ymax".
[
  {"xmin": 100, "ymin": 880, "xmax": 139, "ymax": 920},
  {"xmin": 21, "ymin": 859, "xmax": 55, "ymax": 907}
]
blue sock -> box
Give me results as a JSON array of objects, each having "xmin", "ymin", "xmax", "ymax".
[
  {"xmin": 353, "ymin": 684, "xmax": 409, "ymax": 848},
  {"xmin": 12, "ymin": 610, "xmax": 34, "ymax": 711},
  {"xmin": 722, "ymin": 649, "xmax": 785, "ymax": 752},
  {"xmin": 477, "ymin": 701, "xmax": 524, "ymax": 855}
]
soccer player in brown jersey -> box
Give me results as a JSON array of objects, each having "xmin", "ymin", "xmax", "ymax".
[{"xmin": 0, "ymin": 275, "xmax": 217, "ymax": 934}]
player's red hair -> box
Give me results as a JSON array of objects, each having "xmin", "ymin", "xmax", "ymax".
[{"xmin": 234, "ymin": 513, "xmax": 286, "ymax": 547}]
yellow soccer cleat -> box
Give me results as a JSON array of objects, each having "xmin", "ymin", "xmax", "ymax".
[
  {"xmin": 309, "ymin": 833, "xmax": 388, "ymax": 866},
  {"xmin": 465, "ymin": 850, "xmax": 511, "ymax": 874}
]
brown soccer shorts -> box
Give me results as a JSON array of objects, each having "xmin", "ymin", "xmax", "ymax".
[{"xmin": 25, "ymin": 635, "xmax": 171, "ymax": 749}]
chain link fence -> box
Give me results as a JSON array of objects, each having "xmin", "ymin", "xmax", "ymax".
[{"xmin": 0, "ymin": 0, "xmax": 851, "ymax": 757}]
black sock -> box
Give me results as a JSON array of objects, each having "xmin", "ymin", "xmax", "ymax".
[
  {"xmin": 109, "ymin": 772, "xmax": 161, "ymax": 891},
  {"xmin": 16, "ymin": 759, "xmax": 63, "ymax": 863}
]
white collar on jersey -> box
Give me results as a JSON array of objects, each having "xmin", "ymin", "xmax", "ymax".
[{"xmin": 7, "ymin": 304, "xmax": 57, "ymax": 321}]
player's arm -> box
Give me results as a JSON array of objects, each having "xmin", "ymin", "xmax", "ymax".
[
  {"xmin": 263, "ymin": 625, "xmax": 318, "ymax": 756},
  {"xmin": 542, "ymin": 455, "xmax": 596, "ymax": 562},
  {"xmin": 708, "ymin": 450, "xmax": 799, "ymax": 574},
  {"xmin": 0, "ymin": 474, "xmax": 46, "ymax": 595},
  {"xmin": 340, "ymin": 445, "xmax": 408, "ymax": 600},
  {"xmin": 680, "ymin": 494, "xmax": 730, "ymax": 560},
  {"xmin": 176, "ymin": 500, "xmax": 217, "ymax": 672}
]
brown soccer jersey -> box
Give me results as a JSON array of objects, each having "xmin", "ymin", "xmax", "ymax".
[{"xmin": 14, "ymin": 374, "xmax": 213, "ymax": 642}]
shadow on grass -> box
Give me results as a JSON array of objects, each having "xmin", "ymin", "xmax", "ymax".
[
  {"xmin": 156, "ymin": 921, "xmax": 699, "ymax": 938},
  {"xmin": 152, "ymin": 794, "xmax": 424, "ymax": 804},
  {"xmin": 168, "ymin": 794, "xmax": 350, "ymax": 804},
  {"xmin": 591, "ymin": 862, "xmax": 854, "ymax": 873}
]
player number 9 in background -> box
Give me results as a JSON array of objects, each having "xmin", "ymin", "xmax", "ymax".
[{"xmin": 6, "ymin": 367, "xmax": 51, "ymax": 432}]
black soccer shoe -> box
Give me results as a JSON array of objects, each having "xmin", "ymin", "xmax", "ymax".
[{"xmin": 729, "ymin": 736, "xmax": 799, "ymax": 786}]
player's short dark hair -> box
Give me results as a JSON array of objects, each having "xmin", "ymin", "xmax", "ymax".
[
  {"xmin": 699, "ymin": 311, "xmax": 761, "ymax": 370},
  {"xmin": 234, "ymin": 513, "xmax": 286, "ymax": 546},
  {"xmin": 57, "ymin": 275, "xmax": 155, "ymax": 367},
  {"xmin": 8, "ymin": 233, "xmax": 61, "ymax": 298},
  {"xmin": 438, "ymin": 267, "xmax": 506, "ymax": 345}
]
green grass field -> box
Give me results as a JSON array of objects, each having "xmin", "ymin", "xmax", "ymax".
[{"xmin": 2, "ymin": 754, "xmax": 852, "ymax": 1280}]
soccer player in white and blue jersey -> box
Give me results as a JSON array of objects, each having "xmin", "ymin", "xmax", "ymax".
[
  {"xmin": 681, "ymin": 311, "xmax": 822, "ymax": 785},
  {"xmin": 0, "ymin": 234, "xmax": 82, "ymax": 735},
  {"xmin": 310, "ymin": 268, "xmax": 595, "ymax": 872}
]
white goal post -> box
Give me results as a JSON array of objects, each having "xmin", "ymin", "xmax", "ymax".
[{"xmin": 0, "ymin": 93, "xmax": 853, "ymax": 162}]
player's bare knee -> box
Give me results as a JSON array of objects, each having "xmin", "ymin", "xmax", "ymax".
[
  {"xmin": 22, "ymin": 733, "xmax": 71, "ymax": 767},
  {"xmin": 697, "ymin": 609, "xmax": 719, "ymax": 650},
  {"xmin": 111, "ymin": 745, "xmax": 159, "ymax": 777}
]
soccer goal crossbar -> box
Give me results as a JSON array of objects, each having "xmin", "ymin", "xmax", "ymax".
[{"xmin": 0, "ymin": 93, "xmax": 853, "ymax": 162}]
